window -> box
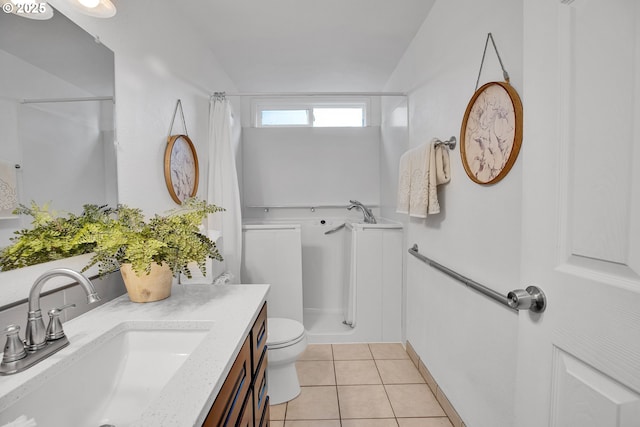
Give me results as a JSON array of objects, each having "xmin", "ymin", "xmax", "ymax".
[
  {"xmin": 254, "ymin": 100, "xmax": 368, "ymax": 127},
  {"xmin": 260, "ymin": 109, "xmax": 310, "ymax": 126},
  {"xmin": 312, "ymin": 108, "xmax": 363, "ymax": 127}
]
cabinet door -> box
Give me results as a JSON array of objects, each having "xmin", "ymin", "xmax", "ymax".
[
  {"xmin": 203, "ymin": 337, "xmax": 251, "ymax": 427},
  {"xmin": 258, "ymin": 397, "xmax": 270, "ymax": 427},
  {"xmin": 237, "ymin": 389, "xmax": 254, "ymax": 427},
  {"xmin": 251, "ymin": 303, "xmax": 268, "ymax": 373},
  {"xmin": 253, "ymin": 351, "xmax": 268, "ymax": 427}
]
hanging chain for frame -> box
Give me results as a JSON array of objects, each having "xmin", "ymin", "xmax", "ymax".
[
  {"xmin": 475, "ymin": 33, "xmax": 510, "ymax": 91},
  {"xmin": 168, "ymin": 99, "xmax": 189, "ymax": 139}
]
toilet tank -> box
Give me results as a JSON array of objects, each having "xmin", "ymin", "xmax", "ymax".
[{"xmin": 242, "ymin": 223, "xmax": 303, "ymax": 322}]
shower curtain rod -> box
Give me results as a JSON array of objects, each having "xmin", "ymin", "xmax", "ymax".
[
  {"xmin": 21, "ymin": 96, "xmax": 113, "ymax": 104},
  {"xmin": 213, "ymin": 91, "xmax": 407, "ymax": 98}
]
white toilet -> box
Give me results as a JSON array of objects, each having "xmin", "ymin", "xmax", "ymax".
[{"xmin": 267, "ymin": 317, "xmax": 308, "ymax": 405}]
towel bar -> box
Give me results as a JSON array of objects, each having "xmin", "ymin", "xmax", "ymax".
[
  {"xmin": 408, "ymin": 244, "xmax": 546, "ymax": 312},
  {"xmin": 245, "ymin": 203, "xmax": 379, "ymax": 212}
]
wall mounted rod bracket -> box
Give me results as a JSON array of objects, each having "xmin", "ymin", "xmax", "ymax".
[
  {"xmin": 507, "ymin": 286, "xmax": 546, "ymax": 313},
  {"xmin": 434, "ymin": 136, "xmax": 457, "ymax": 150}
]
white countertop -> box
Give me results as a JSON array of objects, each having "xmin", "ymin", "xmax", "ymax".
[{"xmin": 0, "ymin": 283, "xmax": 270, "ymax": 426}]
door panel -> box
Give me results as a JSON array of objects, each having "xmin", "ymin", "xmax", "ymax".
[
  {"xmin": 550, "ymin": 348, "xmax": 640, "ymax": 427},
  {"xmin": 518, "ymin": 0, "xmax": 640, "ymax": 426},
  {"xmin": 566, "ymin": 0, "xmax": 638, "ymax": 266}
]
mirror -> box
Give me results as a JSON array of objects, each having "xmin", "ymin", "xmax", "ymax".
[{"xmin": 0, "ymin": 7, "xmax": 117, "ymax": 268}]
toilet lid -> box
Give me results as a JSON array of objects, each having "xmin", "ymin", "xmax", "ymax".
[{"xmin": 267, "ymin": 318, "xmax": 305, "ymax": 347}]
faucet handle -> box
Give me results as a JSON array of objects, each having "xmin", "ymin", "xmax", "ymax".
[
  {"xmin": 45, "ymin": 304, "xmax": 76, "ymax": 341},
  {"xmin": 3, "ymin": 324, "xmax": 27, "ymax": 363}
]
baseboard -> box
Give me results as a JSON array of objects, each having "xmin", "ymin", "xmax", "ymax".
[{"xmin": 405, "ymin": 340, "xmax": 467, "ymax": 427}]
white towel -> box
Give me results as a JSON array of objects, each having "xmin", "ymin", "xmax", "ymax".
[
  {"xmin": 396, "ymin": 149, "xmax": 413, "ymax": 214},
  {"xmin": 0, "ymin": 161, "xmax": 18, "ymax": 216},
  {"xmin": 427, "ymin": 144, "xmax": 451, "ymax": 215},
  {"xmin": 408, "ymin": 142, "xmax": 431, "ymax": 218},
  {"xmin": 1, "ymin": 415, "xmax": 37, "ymax": 427},
  {"xmin": 396, "ymin": 139, "xmax": 451, "ymax": 218}
]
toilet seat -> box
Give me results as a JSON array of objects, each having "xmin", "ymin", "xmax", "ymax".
[{"xmin": 267, "ymin": 318, "xmax": 305, "ymax": 349}]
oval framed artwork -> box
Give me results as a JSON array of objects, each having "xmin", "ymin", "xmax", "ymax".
[
  {"xmin": 460, "ymin": 81, "xmax": 523, "ymax": 185},
  {"xmin": 164, "ymin": 134, "xmax": 199, "ymax": 204}
]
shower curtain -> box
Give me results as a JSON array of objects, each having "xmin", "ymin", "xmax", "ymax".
[{"xmin": 207, "ymin": 96, "xmax": 242, "ymax": 283}]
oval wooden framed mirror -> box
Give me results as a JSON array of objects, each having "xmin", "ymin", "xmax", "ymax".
[{"xmin": 164, "ymin": 134, "xmax": 199, "ymax": 204}]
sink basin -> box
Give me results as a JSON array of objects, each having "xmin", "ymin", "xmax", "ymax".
[{"xmin": 0, "ymin": 321, "xmax": 211, "ymax": 426}]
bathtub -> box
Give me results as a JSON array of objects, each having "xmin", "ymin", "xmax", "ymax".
[{"xmin": 242, "ymin": 218, "xmax": 403, "ymax": 343}]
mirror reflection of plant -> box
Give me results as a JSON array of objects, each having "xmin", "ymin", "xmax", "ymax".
[
  {"xmin": 0, "ymin": 203, "xmax": 113, "ymax": 270},
  {"xmin": 0, "ymin": 198, "xmax": 224, "ymax": 279}
]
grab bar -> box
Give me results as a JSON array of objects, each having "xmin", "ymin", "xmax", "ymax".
[
  {"xmin": 324, "ymin": 223, "xmax": 345, "ymax": 235},
  {"xmin": 246, "ymin": 204, "xmax": 379, "ymax": 213},
  {"xmin": 408, "ymin": 244, "xmax": 546, "ymax": 312}
]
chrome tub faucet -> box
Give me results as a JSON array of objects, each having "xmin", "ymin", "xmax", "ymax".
[{"xmin": 347, "ymin": 200, "xmax": 376, "ymax": 224}]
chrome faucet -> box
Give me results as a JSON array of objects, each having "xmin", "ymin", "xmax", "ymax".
[
  {"xmin": 26, "ymin": 268, "xmax": 101, "ymax": 350},
  {"xmin": 347, "ymin": 200, "xmax": 377, "ymax": 224},
  {"xmin": 0, "ymin": 268, "xmax": 101, "ymax": 375}
]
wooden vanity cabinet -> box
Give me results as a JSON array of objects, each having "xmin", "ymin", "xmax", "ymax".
[
  {"xmin": 237, "ymin": 389, "xmax": 254, "ymax": 427},
  {"xmin": 204, "ymin": 303, "xmax": 269, "ymax": 427}
]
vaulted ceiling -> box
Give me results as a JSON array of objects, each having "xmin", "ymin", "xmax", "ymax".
[{"xmin": 175, "ymin": 0, "xmax": 435, "ymax": 92}]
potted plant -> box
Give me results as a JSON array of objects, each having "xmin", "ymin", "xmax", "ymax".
[
  {"xmin": 0, "ymin": 198, "xmax": 224, "ymax": 303},
  {"xmin": 75, "ymin": 198, "xmax": 224, "ymax": 302}
]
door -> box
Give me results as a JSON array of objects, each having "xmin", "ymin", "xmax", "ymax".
[{"xmin": 517, "ymin": 1, "xmax": 640, "ymax": 426}]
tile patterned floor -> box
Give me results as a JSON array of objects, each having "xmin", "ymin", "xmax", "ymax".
[{"xmin": 270, "ymin": 343, "xmax": 453, "ymax": 427}]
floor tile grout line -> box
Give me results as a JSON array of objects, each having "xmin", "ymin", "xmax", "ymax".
[
  {"xmin": 332, "ymin": 344, "xmax": 350, "ymax": 427},
  {"xmin": 337, "ymin": 383, "xmax": 431, "ymax": 387},
  {"xmin": 375, "ymin": 355, "xmax": 400, "ymax": 422},
  {"xmin": 331, "ymin": 344, "xmax": 344, "ymax": 427},
  {"xmin": 366, "ymin": 342, "xmax": 374, "ymax": 360}
]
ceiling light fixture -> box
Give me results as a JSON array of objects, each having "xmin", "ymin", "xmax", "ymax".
[
  {"xmin": 1, "ymin": 0, "xmax": 54, "ymax": 20},
  {"xmin": 69, "ymin": 0, "xmax": 116, "ymax": 18},
  {"xmin": 78, "ymin": 0, "xmax": 100, "ymax": 7}
]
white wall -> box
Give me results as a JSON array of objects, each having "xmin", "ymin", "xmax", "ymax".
[
  {"xmin": 383, "ymin": 1, "xmax": 523, "ymax": 426},
  {"xmin": 242, "ymin": 127, "xmax": 380, "ymax": 207}
]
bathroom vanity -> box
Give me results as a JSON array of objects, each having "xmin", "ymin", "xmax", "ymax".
[
  {"xmin": 204, "ymin": 302, "xmax": 269, "ymax": 426},
  {"xmin": 0, "ymin": 283, "xmax": 270, "ymax": 426}
]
